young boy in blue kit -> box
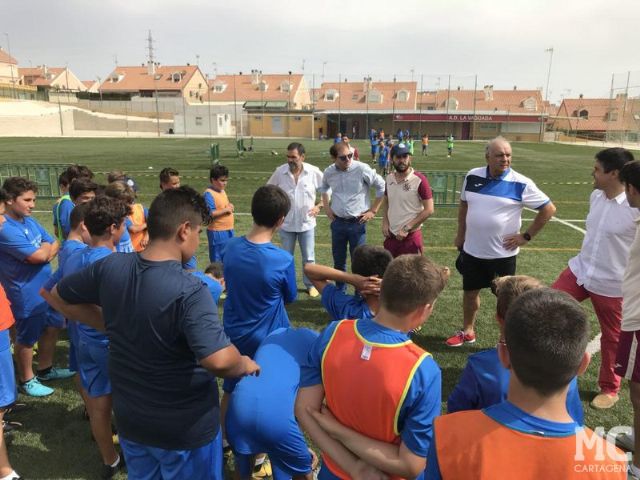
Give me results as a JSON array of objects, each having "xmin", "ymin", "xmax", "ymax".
[
  {"xmin": 296, "ymin": 255, "xmax": 449, "ymax": 479},
  {"xmin": 304, "ymin": 245, "xmax": 391, "ymax": 321},
  {"xmin": 226, "ymin": 327, "xmax": 319, "ymax": 480},
  {"xmin": 0, "ymin": 188, "xmax": 20, "ymax": 480},
  {"xmin": 447, "ymin": 275, "xmax": 584, "ymax": 424},
  {"xmin": 427, "ymin": 289, "xmax": 626, "ymax": 479},
  {"xmin": 53, "ymin": 165, "xmax": 94, "ymax": 241},
  {"xmin": 204, "ymin": 165, "xmax": 235, "ymax": 262},
  {"xmin": 60, "ymin": 196, "xmax": 130, "ymax": 478},
  {"xmin": 0, "ymin": 177, "xmax": 73, "ymax": 398},
  {"xmin": 192, "ymin": 262, "xmax": 225, "ymax": 305},
  {"xmin": 48, "ymin": 186, "xmax": 259, "ymax": 480}
]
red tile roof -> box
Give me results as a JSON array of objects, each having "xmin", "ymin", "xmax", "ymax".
[
  {"xmin": 99, "ymin": 65, "xmax": 201, "ymax": 92},
  {"xmin": 553, "ymin": 97, "xmax": 640, "ymax": 132},
  {"xmin": 313, "ymin": 81, "xmax": 417, "ymax": 110},
  {"xmin": 0, "ymin": 48, "xmax": 17, "ymax": 65},
  {"xmin": 204, "ymin": 73, "xmax": 306, "ymax": 103},
  {"xmin": 19, "ymin": 67, "xmax": 67, "ymax": 86},
  {"xmin": 417, "ymin": 88, "xmax": 544, "ymax": 114}
]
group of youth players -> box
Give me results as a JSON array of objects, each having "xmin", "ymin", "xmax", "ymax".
[{"xmin": 0, "ymin": 140, "xmax": 634, "ymax": 480}]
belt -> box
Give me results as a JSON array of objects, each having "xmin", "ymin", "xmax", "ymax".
[{"xmin": 334, "ymin": 216, "xmax": 360, "ymax": 223}]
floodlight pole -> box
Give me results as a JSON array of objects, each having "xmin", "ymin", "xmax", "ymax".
[
  {"xmin": 4, "ymin": 33, "xmax": 16, "ymax": 99},
  {"xmin": 544, "ymin": 47, "xmax": 554, "ymax": 103},
  {"xmin": 206, "ymin": 73, "xmax": 212, "ymax": 139}
]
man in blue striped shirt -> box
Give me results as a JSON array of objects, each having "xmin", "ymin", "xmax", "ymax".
[{"xmin": 320, "ymin": 142, "xmax": 385, "ymax": 292}]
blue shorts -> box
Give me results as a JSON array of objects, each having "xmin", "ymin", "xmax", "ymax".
[
  {"xmin": 206, "ymin": 229, "xmax": 234, "ymax": 263},
  {"xmin": 121, "ymin": 428, "xmax": 223, "ymax": 480},
  {"xmin": 227, "ymin": 410, "xmax": 311, "ymax": 479},
  {"xmin": 0, "ymin": 329, "xmax": 17, "ymax": 409},
  {"xmin": 78, "ymin": 340, "xmax": 111, "ymax": 397},
  {"xmin": 67, "ymin": 321, "xmax": 80, "ymax": 372},
  {"xmin": 15, "ymin": 306, "xmax": 65, "ymax": 347}
]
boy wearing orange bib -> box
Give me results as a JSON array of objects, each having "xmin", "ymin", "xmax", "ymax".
[
  {"xmin": 297, "ymin": 255, "xmax": 449, "ymax": 479},
  {"xmin": 427, "ymin": 288, "xmax": 627, "ymax": 480},
  {"xmin": 204, "ymin": 165, "xmax": 234, "ymax": 263}
]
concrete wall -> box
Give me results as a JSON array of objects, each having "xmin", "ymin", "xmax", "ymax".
[
  {"xmin": 72, "ymin": 110, "xmax": 172, "ymax": 133},
  {"xmin": 0, "ymin": 109, "xmax": 75, "ymax": 136}
]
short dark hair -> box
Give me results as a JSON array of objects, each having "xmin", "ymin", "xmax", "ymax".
[
  {"xmin": 210, "ymin": 165, "xmax": 229, "ymax": 181},
  {"xmin": 505, "ymin": 288, "xmax": 589, "ymax": 396},
  {"xmin": 147, "ymin": 186, "xmax": 210, "ymax": 240},
  {"xmin": 620, "ymin": 160, "xmax": 640, "ymax": 192},
  {"xmin": 58, "ymin": 171, "xmax": 71, "ymax": 188},
  {"xmin": 380, "ymin": 255, "xmax": 449, "ymax": 315},
  {"xmin": 351, "ymin": 245, "xmax": 393, "ymax": 278},
  {"xmin": 0, "ymin": 188, "xmax": 8, "ymax": 203},
  {"xmin": 2, "ymin": 177, "xmax": 38, "ymax": 199},
  {"xmin": 69, "ymin": 203, "xmax": 89, "ymax": 230},
  {"xmin": 251, "ymin": 185, "xmax": 290, "ymax": 228},
  {"xmin": 65, "ymin": 164, "xmax": 94, "ymax": 182},
  {"xmin": 204, "ymin": 262, "xmax": 224, "ymax": 279},
  {"xmin": 104, "ymin": 181, "xmax": 135, "ymax": 204},
  {"xmin": 83, "ymin": 196, "xmax": 130, "ymax": 237},
  {"xmin": 159, "ymin": 167, "xmax": 179, "ymax": 184},
  {"xmin": 595, "ymin": 147, "xmax": 634, "ymax": 173},
  {"xmin": 69, "ymin": 178, "xmax": 99, "ymax": 201},
  {"xmin": 287, "ymin": 142, "xmax": 305, "ymax": 156}
]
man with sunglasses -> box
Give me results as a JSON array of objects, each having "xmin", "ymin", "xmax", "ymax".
[
  {"xmin": 320, "ymin": 142, "xmax": 385, "ymax": 293},
  {"xmin": 381, "ymin": 144, "xmax": 434, "ymax": 257}
]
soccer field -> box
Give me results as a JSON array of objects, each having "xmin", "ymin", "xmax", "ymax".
[{"xmin": 0, "ymin": 137, "xmax": 636, "ymax": 479}]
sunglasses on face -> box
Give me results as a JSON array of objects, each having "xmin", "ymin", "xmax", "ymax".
[
  {"xmin": 337, "ymin": 153, "xmax": 354, "ymax": 162},
  {"xmin": 395, "ymin": 154, "xmax": 409, "ymax": 159}
]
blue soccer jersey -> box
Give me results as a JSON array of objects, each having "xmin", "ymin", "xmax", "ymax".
[
  {"xmin": 52, "ymin": 195, "xmax": 74, "ymax": 240},
  {"xmin": 64, "ymin": 246, "xmax": 113, "ymax": 344},
  {"xmin": 226, "ymin": 328, "xmax": 318, "ymax": 477},
  {"xmin": 43, "ymin": 239, "xmax": 87, "ymax": 291},
  {"xmin": 222, "ymin": 236, "xmax": 296, "ymax": 357},
  {"xmin": 447, "ymin": 348, "xmax": 584, "ymax": 425},
  {"xmin": 320, "ymin": 284, "xmax": 373, "ymax": 322},
  {"xmin": 0, "ymin": 215, "xmax": 55, "ymax": 319},
  {"xmin": 191, "ymin": 271, "xmax": 223, "ymax": 305}
]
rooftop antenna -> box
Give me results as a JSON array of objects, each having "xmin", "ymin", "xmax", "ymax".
[{"xmin": 146, "ymin": 30, "xmax": 155, "ymax": 65}]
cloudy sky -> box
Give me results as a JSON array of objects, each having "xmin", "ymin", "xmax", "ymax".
[{"xmin": 3, "ymin": 0, "xmax": 638, "ymax": 103}]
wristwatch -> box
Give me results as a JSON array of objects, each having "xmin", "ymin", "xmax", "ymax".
[{"xmin": 523, "ymin": 232, "xmax": 532, "ymax": 242}]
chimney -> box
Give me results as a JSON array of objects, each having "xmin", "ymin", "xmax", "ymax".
[
  {"xmin": 251, "ymin": 69, "xmax": 262, "ymax": 85},
  {"xmin": 483, "ymin": 85, "xmax": 494, "ymax": 101},
  {"xmin": 513, "ymin": 85, "xmax": 517, "ymax": 90},
  {"xmin": 43, "ymin": 64, "xmax": 48, "ymax": 77},
  {"xmin": 579, "ymin": 93, "xmax": 583, "ymax": 99},
  {"xmin": 147, "ymin": 60, "xmax": 155, "ymax": 76}
]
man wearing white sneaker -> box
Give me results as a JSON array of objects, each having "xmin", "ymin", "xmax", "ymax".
[
  {"xmin": 447, "ymin": 137, "xmax": 555, "ymax": 348},
  {"xmin": 267, "ymin": 142, "xmax": 324, "ymax": 298},
  {"xmin": 553, "ymin": 148, "xmax": 639, "ymax": 410}
]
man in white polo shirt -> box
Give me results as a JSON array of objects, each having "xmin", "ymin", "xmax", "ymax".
[
  {"xmin": 615, "ymin": 160, "xmax": 640, "ymax": 478},
  {"xmin": 447, "ymin": 136, "xmax": 556, "ymax": 347},
  {"xmin": 381, "ymin": 143, "xmax": 434, "ymax": 257},
  {"xmin": 553, "ymin": 147, "xmax": 639, "ymax": 409},
  {"xmin": 267, "ymin": 142, "xmax": 324, "ymax": 297}
]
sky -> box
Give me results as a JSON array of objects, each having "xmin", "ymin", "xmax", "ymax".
[{"xmin": 3, "ymin": 0, "xmax": 639, "ymax": 104}]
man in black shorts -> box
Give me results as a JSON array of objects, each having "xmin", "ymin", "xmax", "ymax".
[{"xmin": 447, "ymin": 137, "xmax": 556, "ymax": 347}]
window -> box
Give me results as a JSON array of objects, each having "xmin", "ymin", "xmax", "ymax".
[
  {"xmin": 578, "ymin": 109, "xmax": 589, "ymax": 119},
  {"xmin": 352, "ymin": 93, "xmax": 360, "ymax": 101},
  {"xmin": 293, "ymin": 116, "xmax": 302, "ymax": 121},
  {"xmin": 195, "ymin": 116, "xmax": 203, "ymax": 126},
  {"xmin": 213, "ymin": 84, "xmax": 226, "ymax": 93},
  {"xmin": 325, "ymin": 89, "xmax": 338, "ymax": 101},
  {"xmin": 521, "ymin": 97, "xmax": 537, "ymax": 111},
  {"xmin": 258, "ymin": 81, "xmax": 268, "ymax": 92},
  {"xmin": 367, "ymin": 90, "xmax": 382, "ymax": 103},
  {"xmin": 446, "ymin": 97, "xmax": 459, "ymax": 110},
  {"xmin": 397, "ymin": 90, "xmax": 409, "ymax": 102},
  {"xmin": 254, "ymin": 115, "xmax": 262, "ymax": 120},
  {"xmin": 281, "ymin": 81, "xmax": 292, "ymax": 92}
]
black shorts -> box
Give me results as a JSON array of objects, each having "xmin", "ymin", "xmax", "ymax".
[{"xmin": 455, "ymin": 250, "xmax": 517, "ymax": 291}]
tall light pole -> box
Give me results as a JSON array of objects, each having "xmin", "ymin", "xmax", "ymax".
[
  {"xmin": 4, "ymin": 33, "xmax": 16, "ymax": 99},
  {"xmin": 322, "ymin": 61, "xmax": 327, "ymax": 83},
  {"xmin": 96, "ymin": 75, "xmax": 103, "ymax": 110},
  {"xmin": 544, "ymin": 47, "xmax": 554, "ymax": 102},
  {"xmin": 206, "ymin": 73, "xmax": 212, "ymax": 139}
]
